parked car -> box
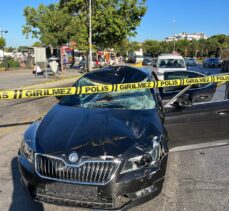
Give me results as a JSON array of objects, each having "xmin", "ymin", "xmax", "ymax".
[
  {"xmin": 18, "ymin": 66, "xmax": 229, "ymax": 210},
  {"xmin": 153, "ymin": 54, "xmax": 187, "ymax": 80},
  {"xmin": 142, "ymin": 57, "xmax": 153, "ymax": 65},
  {"xmin": 203, "ymin": 58, "xmax": 221, "ymax": 68},
  {"xmin": 184, "ymin": 57, "xmax": 197, "ymax": 66}
]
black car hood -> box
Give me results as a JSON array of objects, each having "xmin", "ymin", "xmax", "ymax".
[{"xmin": 35, "ymin": 104, "xmax": 164, "ymax": 157}]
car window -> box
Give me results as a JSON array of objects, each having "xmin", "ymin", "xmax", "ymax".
[
  {"xmin": 158, "ymin": 59, "xmax": 185, "ymax": 68},
  {"xmin": 59, "ymin": 77, "xmax": 156, "ymax": 110},
  {"xmin": 163, "ymin": 71, "xmax": 207, "ymax": 92}
]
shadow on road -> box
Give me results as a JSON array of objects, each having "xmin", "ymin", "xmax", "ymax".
[
  {"xmin": 9, "ymin": 157, "xmax": 44, "ymax": 211},
  {"xmin": 0, "ymin": 122, "xmax": 34, "ymax": 128}
]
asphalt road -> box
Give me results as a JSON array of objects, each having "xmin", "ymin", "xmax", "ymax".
[
  {"xmin": 0, "ymin": 69, "xmax": 80, "ymax": 90},
  {"xmin": 0, "ymin": 65, "xmax": 223, "ymax": 90},
  {"xmin": 0, "ymin": 66, "xmax": 228, "ymax": 211}
]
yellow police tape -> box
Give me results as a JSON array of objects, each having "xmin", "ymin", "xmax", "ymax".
[{"xmin": 0, "ymin": 74, "xmax": 229, "ymax": 100}]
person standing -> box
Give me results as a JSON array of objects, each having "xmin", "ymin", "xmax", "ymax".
[
  {"xmin": 226, "ymin": 82, "xmax": 229, "ymax": 100},
  {"xmin": 49, "ymin": 60, "xmax": 59, "ymax": 78},
  {"xmin": 63, "ymin": 54, "xmax": 68, "ymax": 72}
]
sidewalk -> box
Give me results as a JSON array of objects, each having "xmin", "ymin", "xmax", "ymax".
[{"xmin": 0, "ymin": 68, "xmax": 81, "ymax": 90}]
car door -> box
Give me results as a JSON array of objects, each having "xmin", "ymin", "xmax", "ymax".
[
  {"xmin": 159, "ymin": 71, "xmax": 217, "ymax": 105},
  {"xmin": 164, "ymin": 82, "xmax": 229, "ymax": 150}
]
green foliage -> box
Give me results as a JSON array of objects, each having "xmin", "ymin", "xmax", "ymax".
[
  {"xmin": 5, "ymin": 47, "xmax": 16, "ymax": 52},
  {"xmin": 32, "ymin": 41, "xmax": 43, "ymax": 47},
  {"xmin": 0, "ymin": 37, "xmax": 6, "ymax": 49},
  {"xmin": 0, "ymin": 57, "xmax": 20, "ymax": 69},
  {"xmin": 23, "ymin": 4, "xmax": 75, "ymax": 47},
  {"xmin": 114, "ymin": 39, "xmax": 130, "ymax": 56},
  {"xmin": 6, "ymin": 58, "xmax": 20, "ymax": 68},
  {"xmin": 129, "ymin": 41, "xmax": 141, "ymax": 52},
  {"xmin": 141, "ymin": 34, "xmax": 229, "ymax": 58},
  {"xmin": 18, "ymin": 46, "xmax": 30, "ymax": 52},
  {"xmin": 23, "ymin": 0, "xmax": 147, "ymax": 50},
  {"xmin": 142, "ymin": 40, "xmax": 161, "ymax": 56}
]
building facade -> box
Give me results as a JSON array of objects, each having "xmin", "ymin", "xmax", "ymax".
[{"xmin": 165, "ymin": 32, "xmax": 208, "ymax": 42}]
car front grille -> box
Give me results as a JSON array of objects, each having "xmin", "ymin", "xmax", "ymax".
[
  {"xmin": 34, "ymin": 184, "xmax": 114, "ymax": 209},
  {"xmin": 35, "ymin": 153, "xmax": 120, "ymax": 185},
  {"xmin": 32, "ymin": 183, "xmax": 130, "ymax": 209}
]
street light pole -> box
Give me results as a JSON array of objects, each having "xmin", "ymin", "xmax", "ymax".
[
  {"xmin": 0, "ymin": 28, "xmax": 8, "ymax": 67},
  {"xmin": 88, "ymin": 0, "xmax": 92, "ymax": 71},
  {"xmin": 0, "ymin": 28, "xmax": 8, "ymax": 38},
  {"xmin": 172, "ymin": 19, "xmax": 176, "ymax": 53}
]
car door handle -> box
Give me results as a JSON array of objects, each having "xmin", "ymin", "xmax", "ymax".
[{"xmin": 217, "ymin": 111, "xmax": 229, "ymax": 116}]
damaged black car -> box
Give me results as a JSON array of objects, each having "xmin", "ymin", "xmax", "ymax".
[
  {"xmin": 18, "ymin": 66, "xmax": 229, "ymax": 210},
  {"xmin": 18, "ymin": 66, "xmax": 168, "ymax": 210}
]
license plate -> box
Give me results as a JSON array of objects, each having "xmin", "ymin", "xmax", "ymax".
[{"xmin": 45, "ymin": 182, "xmax": 98, "ymax": 196}]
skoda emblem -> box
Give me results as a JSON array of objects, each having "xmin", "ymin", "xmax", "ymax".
[{"xmin": 68, "ymin": 152, "xmax": 78, "ymax": 163}]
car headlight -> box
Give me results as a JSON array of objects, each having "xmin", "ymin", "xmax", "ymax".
[
  {"xmin": 120, "ymin": 140, "xmax": 161, "ymax": 174},
  {"xmin": 20, "ymin": 141, "xmax": 34, "ymax": 163}
]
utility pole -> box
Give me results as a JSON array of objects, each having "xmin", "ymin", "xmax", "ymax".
[
  {"xmin": 172, "ymin": 19, "xmax": 176, "ymax": 53},
  {"xmin": 88, "ymin": 0, "xmax": 92, "ymax": 71},
  {"xmin": 0, "ymin": 28, "xmax": 8, "ymax": 66}
]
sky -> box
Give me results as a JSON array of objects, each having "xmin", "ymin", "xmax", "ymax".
[{"xmin": 0, "ymin": 0, "xmax": 228, "ymax": 47}]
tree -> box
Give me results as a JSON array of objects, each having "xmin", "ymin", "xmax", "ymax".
[
  {"xmin": 160, "ymin": 41, "xmax": 173, "ymax": 54},
  {"xmin": 206, "ymin": 38, "xmax": 220, "ymax": 57},
  {"xmin": 0, "ymin": 37, "xmax": 6, "ymax": 49},
  {"xmin": 114, "ymin": 38, "xmax": 131, "ymax": 56},
  {"xmin": 5, "ymin": 47, "xmax": 16, "ymax": 52},
  {"xmin": 23, "ymin": 4, "xmax": 76, "ymax": 48},
  {"xmin": 142, "ymin": 40, "xmax": 161, "ymax": 56},
  {"xmin": 23, "ymin": 0, "xmax": 147, "ymax": 51},
  {"xmin": 32, "ymin": 41, "xmax": 43, "ymax": 47},
  {"xmin": 175, "ymin": 39, "xmax": 189, "ymax": 56},
  {"xmin": 18, "ymin": 46, "xmax": 30, "ymax": 52},
  {"xmin": 60, "ymin": 0, "xmax": 147, "ymax": 49},
  {"xmin": 129, "ymin": 41, "xmax": 141, "ymax": 52}
]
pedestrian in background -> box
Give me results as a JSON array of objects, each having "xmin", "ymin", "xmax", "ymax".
[
  {"xmin": 49, "ymin": 60, "xmax": 59, "ymax": 78},
  {"xmin": 226, "ymin": 82, "xmax": 229, "ymax": 100},
  {"xmin": 63, "ymin": 54, "xmax": 68, "ymax": 72},
  {"xmin": 33, "ymin": 63, "xmax": 46, "ymax": 78}
]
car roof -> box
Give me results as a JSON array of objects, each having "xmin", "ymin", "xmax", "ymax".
[
  {"xmin": 158, "ymin": 54, "xmax": 184, "ymax": 59},
  {"xmin": 83, "ymin": 66, "xmax": 151, "ymax": 84},
  {"xmin": 163, "ymin": 70, "xmax": 206, "ymax": 76}
]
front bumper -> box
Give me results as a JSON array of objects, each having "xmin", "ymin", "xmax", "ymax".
[{"xmin": 18, "ymin": 154, "xmax": 167, "ymax": 210}]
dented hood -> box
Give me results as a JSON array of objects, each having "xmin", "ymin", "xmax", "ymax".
[{"xmin": 35, "ymin": 104, "xmax": 164, "ymax": 157}]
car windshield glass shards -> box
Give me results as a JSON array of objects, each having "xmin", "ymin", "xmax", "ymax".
[{"xmin": 60, "ymin": 77, "xmax": 156, "ymax": 110}]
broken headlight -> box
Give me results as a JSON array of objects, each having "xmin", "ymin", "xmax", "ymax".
[
  {"xmin": 20, "ymin": 141, "xmax": 34, "ymax": 163},
  {"xmin": 121, "ymin": 141, "xmax": 161, "ymax": 174}
]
